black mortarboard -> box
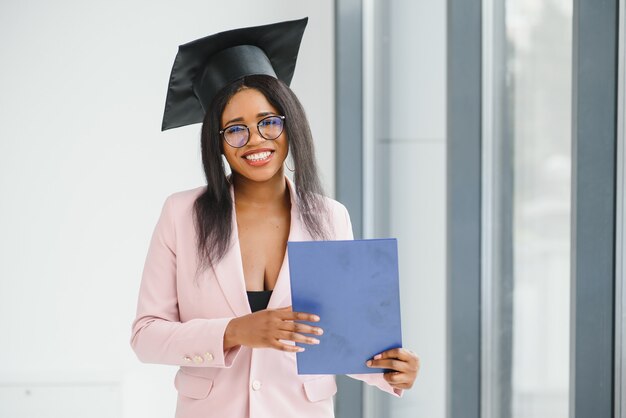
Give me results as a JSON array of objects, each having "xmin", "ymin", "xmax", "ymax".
[{"xmin": 161, "ymin": 17, "xmax": 308, "ymax": 131}]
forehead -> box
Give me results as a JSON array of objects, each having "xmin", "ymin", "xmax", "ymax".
[{"xmin": 221, "ymin": 88, "xmax": 279, "ymax": 123}]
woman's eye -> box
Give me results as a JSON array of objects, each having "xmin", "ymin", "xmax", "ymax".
[
  {"xmin": 260, "ymin": 117, "xmax": 279, "ymax": 127},
  {"xmin": 226, "ymin": 125, "xmax": 245, "ymax": 134}
]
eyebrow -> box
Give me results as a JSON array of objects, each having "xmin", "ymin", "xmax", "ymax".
[{"xmin": 224, "ymin": 112, "xmax": 276, "ymax": 126}]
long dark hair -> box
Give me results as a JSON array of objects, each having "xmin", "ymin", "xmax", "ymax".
[{"xmin": 193, "ymin": 74, "xmax": 331, "ymax": 278}]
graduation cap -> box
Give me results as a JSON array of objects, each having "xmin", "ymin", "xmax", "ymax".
[{"xmin": 161, "ymin": 17, "xmax": 308, "ymax": 131}]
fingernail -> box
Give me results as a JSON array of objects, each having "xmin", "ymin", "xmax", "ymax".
[
  {"xmin": 310, "ymin": 338, "xmax": 320, "ymax": 344},
  {"xmin": 312, "ymin": 315, "xmax": 320, "ymax": 322},
  {"xmin": 297, "ymin": 347, "xmax": 305, "ymax": 352},
  {"xmin": 366, "ymin": 360, "xmax": 372, "ymax": 367},
  {"xmin": 374, "ymin": 354, "xmax": 382, "ymax": 360},
  {"xmin": 316, "ymin": 328, "xmax": 324, "ymax": 335}
]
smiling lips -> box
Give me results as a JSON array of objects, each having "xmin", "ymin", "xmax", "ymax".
[{"xmin": 242, "ymin": 149, "xmax": 275, "ymax": 166}]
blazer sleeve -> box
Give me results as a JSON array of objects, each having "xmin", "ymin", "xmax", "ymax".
[
  {"xmin": 336, "ymin": 203, "xmax": 404, "ymax": 398},
  {"xmin": 130, "ymin": 195, "xmax": 241, "ymax": 368}
]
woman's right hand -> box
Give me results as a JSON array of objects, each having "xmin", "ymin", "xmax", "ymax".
[{"xmin": 223, "ymin": 306, "xmax": 323, "ymax": 352}]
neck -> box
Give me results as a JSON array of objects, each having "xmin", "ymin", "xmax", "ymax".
[{"xmin": 231, "ymin": 172, "xmax": 289, "ymax": 208}]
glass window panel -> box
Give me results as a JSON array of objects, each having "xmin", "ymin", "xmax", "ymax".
[{"xmin": 486, "ymin": 0, "xmax": 572, "ymax": 417}]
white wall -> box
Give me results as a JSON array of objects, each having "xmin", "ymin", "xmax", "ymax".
[{"xmin": 0, "ymin": 1, "xmax": 334, "ymax": 417}]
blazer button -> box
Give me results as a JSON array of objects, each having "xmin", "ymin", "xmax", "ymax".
[
  {"xmin": 193, "ymin": 355, "xmax": 204, "ymax": 364},
  {"xmin": 183, "ymin": 356, "xmax": 192, "ymax": 363},
  {"xmin": 205, "ymin": 352, "xmax": 214, "ymax": 362},
  {"xmin": 251, "ymin": 380, "xmax": 262, "ymax": 391}
]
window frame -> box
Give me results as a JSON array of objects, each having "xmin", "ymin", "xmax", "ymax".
[{"xmin": 446, "ymin": 0, "xmax": 620, "ymax": 417}]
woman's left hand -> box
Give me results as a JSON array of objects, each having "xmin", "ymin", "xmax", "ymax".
[{"xmin": 366, "ymin": 347, "xmax": 420, "ymax": 390}]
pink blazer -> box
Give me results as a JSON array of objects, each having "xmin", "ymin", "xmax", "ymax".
[{"xmin": 130, "ymin": 177, "xmax": 402, "ymax": 418}]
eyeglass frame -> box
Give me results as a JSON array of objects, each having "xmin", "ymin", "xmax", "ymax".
[{"xmin": 219, "ymin": 115, "xmax": 286, "ymax": 148}]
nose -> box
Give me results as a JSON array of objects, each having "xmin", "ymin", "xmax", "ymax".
[{"xmin": 248, "ymin": 128, "xmax": 265, "ymax": 145}]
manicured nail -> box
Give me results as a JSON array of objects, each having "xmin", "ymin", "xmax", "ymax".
[
  {"xmin": 374, "ymin": 354, "xmax": 382, "ymax": 360},
  {"xmin": 312, "ymin": 315, "xmax": 320, "ymax": 322},
  {"xmin": 316, "ymin": 328, "xmax": 324, "ymax": 335},
  {"xmin": 310, "ymin": 338, "xmax": 320, "ymax": 344},
  {"xmin": 366, "ymin": 360, "xmax": 372, "ymax": 366},
  {"xmin": 297, "ymin": 347, "xmax": 305, "ymax": 352}
]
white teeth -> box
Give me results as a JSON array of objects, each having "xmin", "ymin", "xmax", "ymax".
[{"xmin": 245, "ymin": 151, "xmax": 272, "ymax": 161}]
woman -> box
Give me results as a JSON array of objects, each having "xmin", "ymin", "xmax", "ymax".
[{"xmin": 130, "ymin": 18, "xmax": 419, "ymax": 418}]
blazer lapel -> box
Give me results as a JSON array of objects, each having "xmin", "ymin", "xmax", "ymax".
[
  {"xmin": 212, "ymin": 182, "xmax": 251, "ymax": 317},
  {"xmin": 212, "ymin": 176, "xmax": 309, "ymax": 314},
  {"xmin": 267, "ymin": 177, "xmax": 308, "ymax": 309}
]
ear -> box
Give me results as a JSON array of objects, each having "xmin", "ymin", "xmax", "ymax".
[{"xmin": 222, "ymin": 156, "xmax": 233, "ymax": 178}]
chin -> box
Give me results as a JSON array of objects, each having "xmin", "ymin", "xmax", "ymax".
[{"xmin": 233, "ymin": 165, "xmax": 285, "ymax": 183}]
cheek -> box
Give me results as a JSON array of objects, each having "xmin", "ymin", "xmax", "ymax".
[{"xmin": 278, "ymin": 136, "xmax": 289, "ymax": 157}]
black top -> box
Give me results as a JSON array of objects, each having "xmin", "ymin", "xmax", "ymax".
[{"xmin": 246, "ymin": 290, "xmax": 273, "ymax": 313}]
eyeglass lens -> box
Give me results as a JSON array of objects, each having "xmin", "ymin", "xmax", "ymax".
[{"xmin": 222, "ymin": 116, "xmax": 285, "ymax": 148}]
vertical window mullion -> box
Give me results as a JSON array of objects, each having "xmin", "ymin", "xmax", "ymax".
[
  {"xmin": 335, "ymin": 0, "xmax": 365, "ymax": 416},
  {"xmin": 447, "ymin": 0, "xmax": 483, "ymax": 417},
  {"xmin": 615, "ymin": 1, "xmax": 626, "ymax": 415},
  {"xmin": 570, "ymin": 0, "xmax": 619, "ymax": 417}
]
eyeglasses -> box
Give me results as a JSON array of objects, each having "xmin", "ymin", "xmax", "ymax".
[{"xmin": 219, "ymin": 115, "xmax": 286, "ymax": 148}]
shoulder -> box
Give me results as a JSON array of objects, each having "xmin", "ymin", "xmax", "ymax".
[
  {"xmin": 316, "ymin": 195, "xmax": 353, "ymax": 240},
  {"xmin": 320, "ymin": 195, "xmax": 350, "ymax": 220},
  {"xmin": 167, "ymin": 185, "xmax": 207, "ymax": 202},
  {"xmin": 167, "ymin": 186, "xmax": 206, "ymax": 205},
  {"xmin": 287, "ymin": 177, "xmax": 351, "ymax": 225},
  {"xmin": 161, "ymin": 185, "xmax": 207, "ymax": 217}
]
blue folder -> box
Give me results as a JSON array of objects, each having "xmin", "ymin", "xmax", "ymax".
[{"xmin": 288, "ymin": 238, "xmax": 403, "ymax": 375}]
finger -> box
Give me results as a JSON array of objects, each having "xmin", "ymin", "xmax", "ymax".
[
  {"xmin": 273, "ymin": 342, "xmax": 305, "ymax": 353},
  {"xmin": 275, "ymin": 305, "xmax": 293, "ymax": 311},
  {"xmin": 276, "ymin": 310, "xmax": 320, "ymax": 322},
  {"xmin": 376, "ymin": 349, "xmax": 420, "ymax": 373},
  {"xmin": 279, "ymin": 321, "xmax": 324, "ymax": 336},
  {"xmin": 383, "ymin": 371, "xmax": 406, "ymax": 384},
  {"xmin": 276, "ymin": 330, "xmax": 320, "ymax": 345},
  {"xmin": 366, "ymin": 359, "xmax": 408, "ymax": 372},
  {"xmin": 389, "ymin": 381, "xmax": 412, "ymax": 390},
  {"xmin": 377, "ymin": 347, "xmax": 410, "ymax": 360},
  {"xmin": 375, "ymin": 348, "xmax": 419, "ymax": 368},
  {"xmin": 384, "ymin": 372, "xmax": 414, "ymax": 389}
]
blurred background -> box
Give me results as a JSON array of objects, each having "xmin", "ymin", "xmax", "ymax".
[{"xmin": 0, "ymin": 0, "xmax": 622, "ymax": 417}]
